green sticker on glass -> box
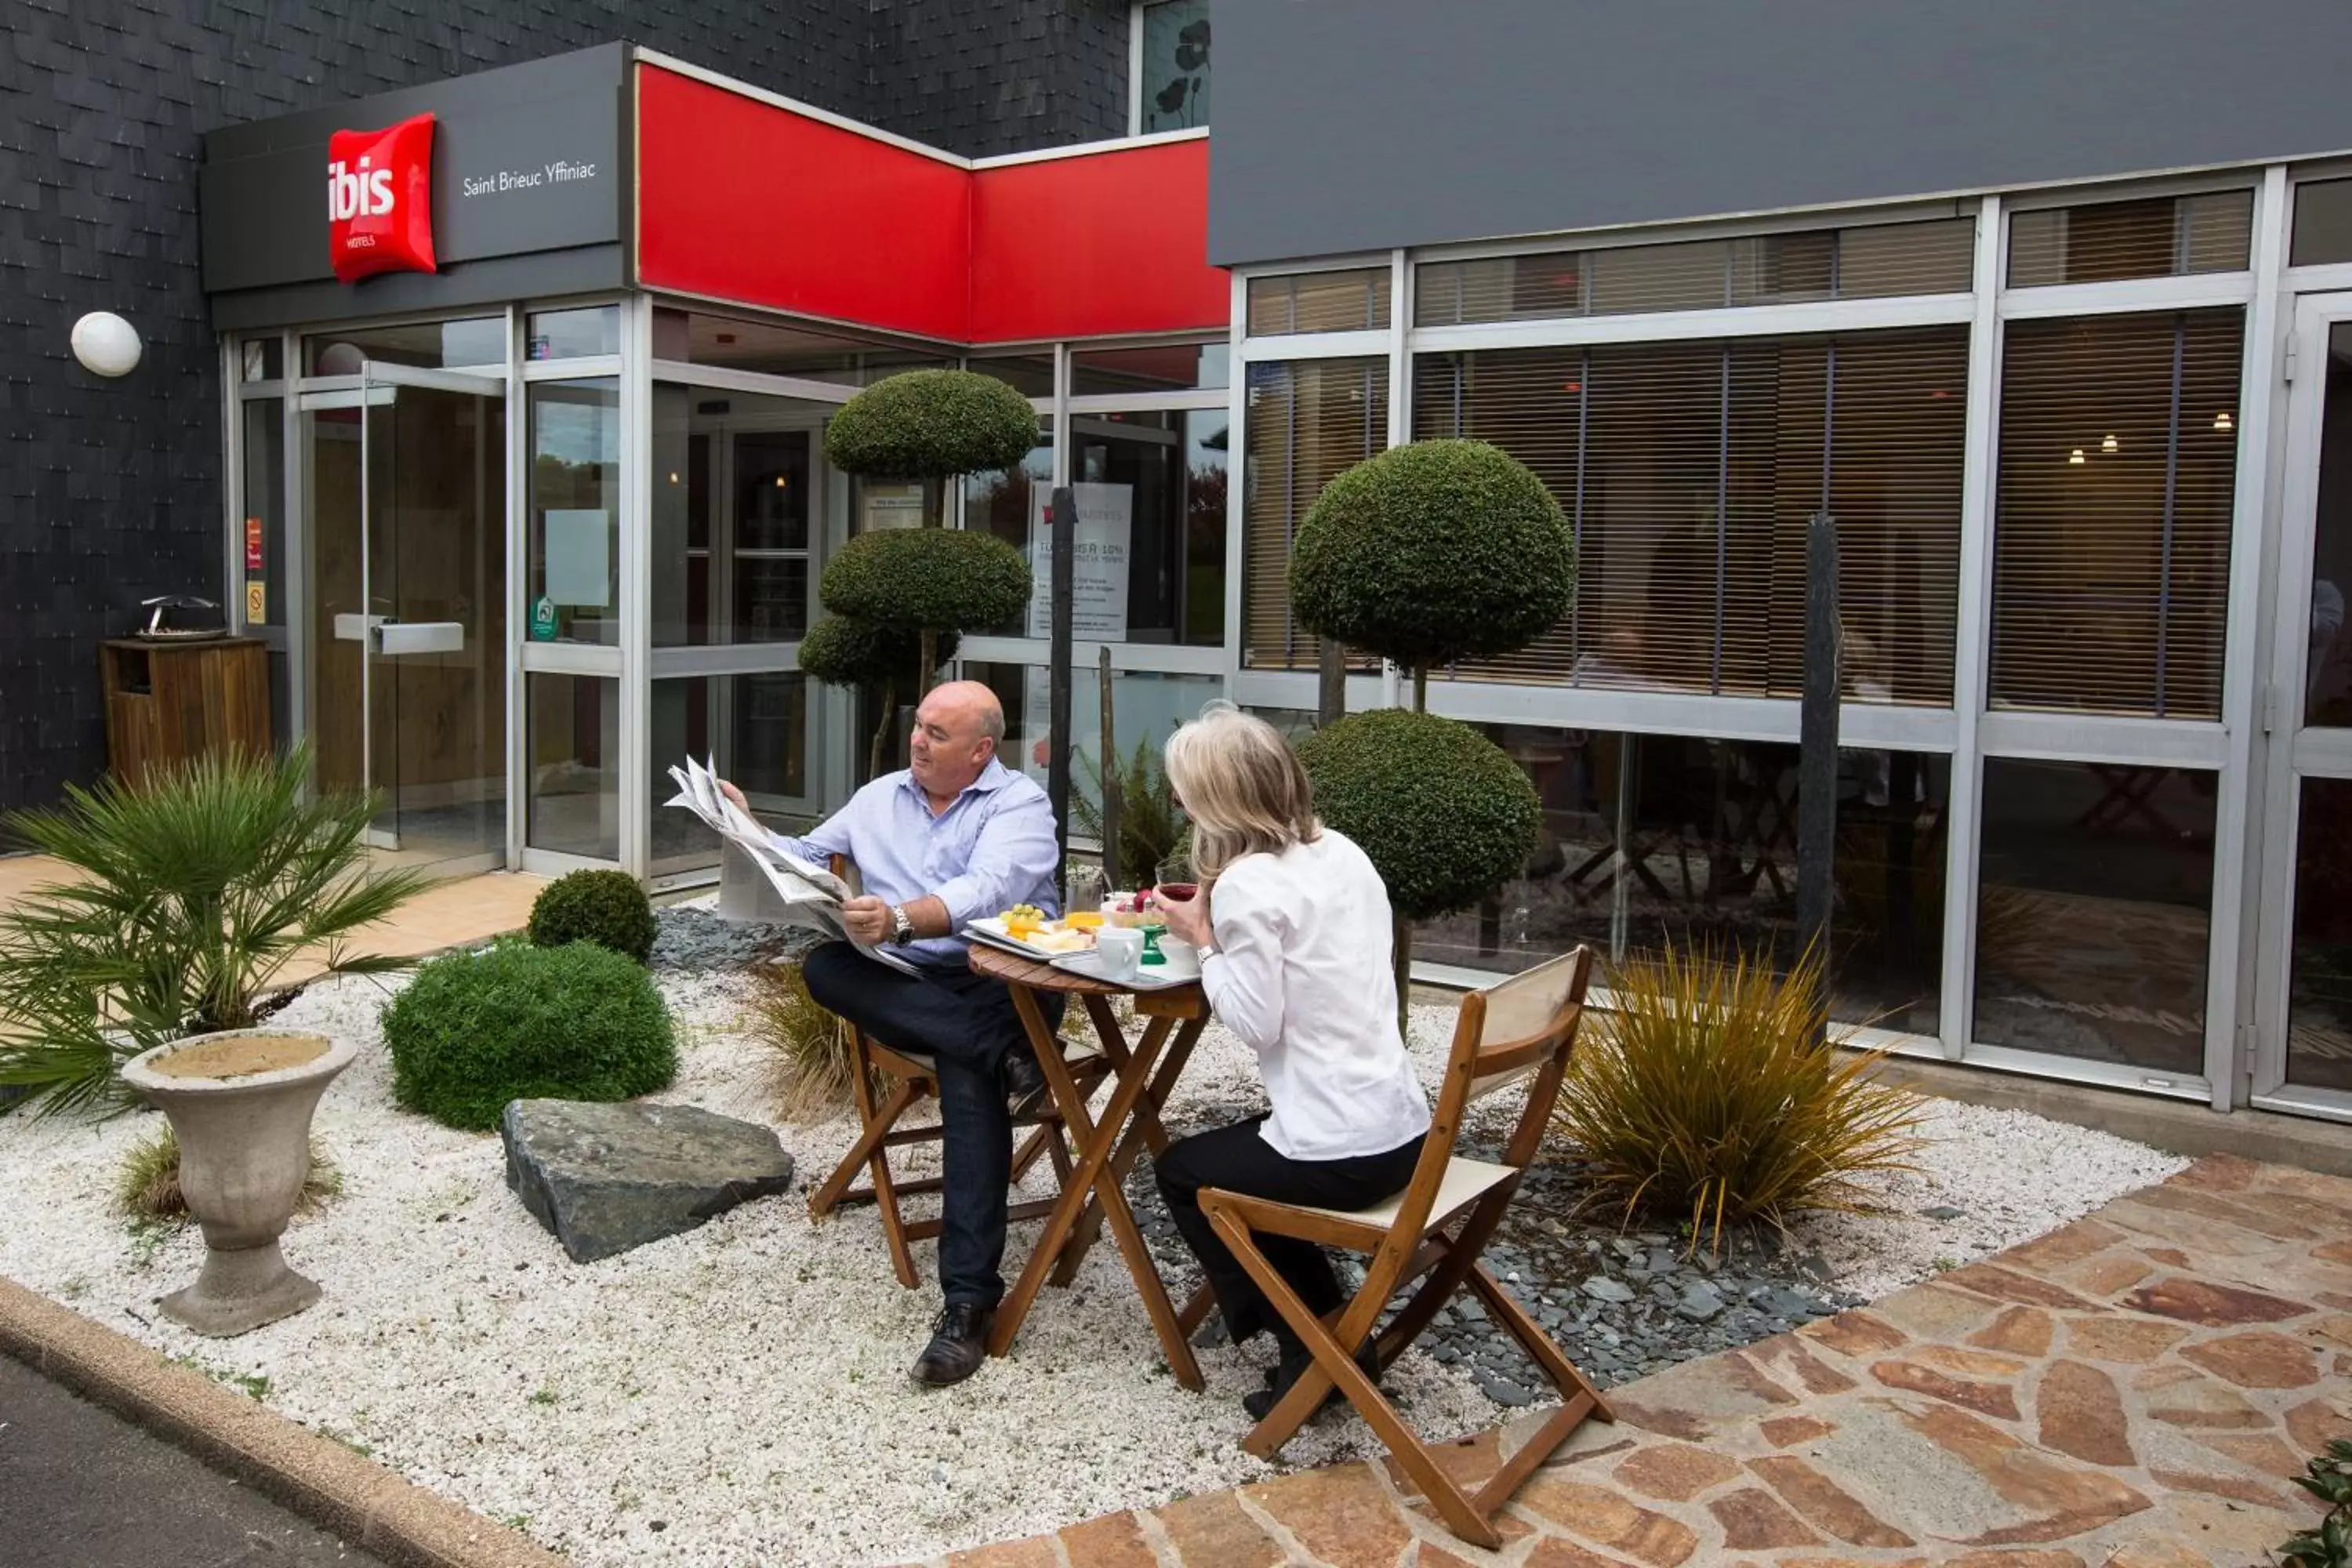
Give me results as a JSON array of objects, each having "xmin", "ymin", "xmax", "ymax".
[{"xmin": 529, "ymin": 595, "xmax": 558, "ymax": 642}]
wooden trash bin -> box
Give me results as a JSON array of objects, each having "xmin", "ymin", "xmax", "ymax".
[{"xmin": 100, "ymin": 637, "xmax": 271, "ymax": 788}]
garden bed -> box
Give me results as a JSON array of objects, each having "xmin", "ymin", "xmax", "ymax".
[{"xmin": 0, "ymin": 917, "xmax": 2187, "ymax": 1566}]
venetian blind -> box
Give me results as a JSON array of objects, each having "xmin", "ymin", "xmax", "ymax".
[
  {"xmin": 1990, "ymin": 310, "xmax": 2244, "ymax": 720},
  {"xmin": 1414, "ymin": 219, "xmax": 1975, "ymax": 328},
  {"xmin": 2007, "ymin": 193, "xmax": 2252, "ymax": 288},
  {"xmin": 1243, "ymin": 358, "xmax": 1388, "ymax": 670},
  {"xmin": 1246, "ymin": 269, "xmax": 1392, "ymax": 336},
  {"xmin": 1410, "ymin": 326, "xmax": 1969, "ymax": 702}
]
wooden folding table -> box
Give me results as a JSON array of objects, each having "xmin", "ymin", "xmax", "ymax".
[{"xmin": 967, "ymin": 942, "xmax": 1212, "ymax": 1388}]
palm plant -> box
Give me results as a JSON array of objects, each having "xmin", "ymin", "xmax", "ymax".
[
  {"xmin": 0, "ymin": 742, "xmax": 427, "ymax": 1118},
  {"xmin": 1069, "ymin": 738, "xmax": 1188, "ymax": 885}
]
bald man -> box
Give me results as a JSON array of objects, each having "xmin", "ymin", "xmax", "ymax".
[{"xmin": 724, "ymin": 680, "xmax": 1060, "ymax": 1386}]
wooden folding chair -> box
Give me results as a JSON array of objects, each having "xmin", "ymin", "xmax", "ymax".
[
  {"xmin": 803, "ymin": 858, "xmax": 1109, "ymax": 1289},
  {"xmin": 1198, "ymin": 946, "xmax": 1612, "ymax": 1550}
]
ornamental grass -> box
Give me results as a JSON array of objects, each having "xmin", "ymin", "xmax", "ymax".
[{"xmin": 1548, "ymin": 944, "xmax": 1926, "ymax": 1250}]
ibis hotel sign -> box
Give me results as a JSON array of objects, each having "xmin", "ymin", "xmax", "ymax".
[{"xmin": 201, "ymin": 43, "xmax": 628, "ymax": 323}]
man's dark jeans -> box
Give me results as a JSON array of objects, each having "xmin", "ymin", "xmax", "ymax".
[{"xmin": 800, "ymin": 941, "xmax": 1063, "ymax": 1309}]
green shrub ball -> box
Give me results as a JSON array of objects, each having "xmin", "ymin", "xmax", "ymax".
[
  {"xmin": 528, "ymin": 869, "xmax": 657, "ymax": 965},
  {"xmin": 1290, "ymin": 438, "xmax": 1576, "ymax": 673},
  {"xmin": 818, "ymin": 527, "xmax": 1031, "ymax": 633},
  {"xmin": 795, "ymin": 615, "xmax": 960, "ymax": 692},
  {"xmin": 822, "ymin": 369, "xmax": 1041, "ymax": 479},
  {"xmin": 1296, "ymin": 708, "xmax": 1541, "ymax": 922},
  {"xmin": 384, "ymin": 941, "xmax": 678, "ymax": 1131}
]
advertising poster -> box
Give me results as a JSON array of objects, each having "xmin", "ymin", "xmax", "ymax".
[{"xmin": 1025, "ymin": 481, "xmax": 1133, "ymax": 640}]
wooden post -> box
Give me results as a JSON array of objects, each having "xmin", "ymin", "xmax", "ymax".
[
  {"xmin": 1047, "ymin": 486, "xmax": 1077, "ymax": 887},
  {"xmin": 1796, "ymin": 512, "xmax": 1840, "ymax": 982},
  {"xmin": 1098, "ymin": 644, "xmax": 1121, "ymax": 894}
]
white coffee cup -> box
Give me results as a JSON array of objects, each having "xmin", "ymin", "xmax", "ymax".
[{"xmin": 1094, "ymin": 925, "xmax": 1144, "ymax": 981}]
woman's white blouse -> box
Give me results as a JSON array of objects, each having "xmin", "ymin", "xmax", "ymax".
[{"xmin": 1198, "ymin": 828, "xmax": 1433, "ymax": 1162}]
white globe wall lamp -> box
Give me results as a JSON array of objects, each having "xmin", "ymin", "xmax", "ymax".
[{"xmin": 70, "ymin": 311, "xmax": 143, "ymax": 377}]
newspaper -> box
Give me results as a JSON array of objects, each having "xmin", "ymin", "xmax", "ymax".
[{"xmin": 664, "ymin": 756, "xmax": 920, "ymax": 977}]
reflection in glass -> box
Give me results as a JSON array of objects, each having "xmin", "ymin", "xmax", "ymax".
[
  {"xmin": 2305, "ymin": 323, "xmax": 2352, "ymax": 727},
  {"xmin": 306, "ymin": 317, "xmax": 504, "ymax": 373},
  {"xmin": 650, "ymin": 674, "xmax": 809, "ymax": 875},
  {"xmin": 1410, "ymin": 728, "xmax": 1947, "ymax": 1033},
  {"xmin": 241, "ymin": 399, "xmax": 285, "ymax": 630},
  {"xmin": 965, "ymin": 662, "xmax": 1221, "ymax": 837},
  {"xmin": 651, "ymin": 307, "xmax": 946, "ymax": 386},
  {"xmin": 2288, "ymin": 778, "xmax": 2352, "ymax": 1093},
  {"xmin": 1062, "ymin": 410, "xmax": 1229, "ymax": 646},
  {"xmin": 1071, "ymin": 343, "xmax": 1229, "ymax": 397},
  {"xmin": 528, "ymin": 379, "xmax": 620, "ymax": 646},
  {"xmin": 965, "ymin": 426, "xmax": 1054, "ymax": 633},
  {"xmin": 527, "ymin": 306, "xmax": 619, "ymax": 361},
  {"xmin": 528, "ymin": 673, "xmax": 619, "ymax": 862},
  {"xmin": 654, "ymin": 387, "xmax": 832, "ymax": 646},
  {"xmin": 1973, "ymin": 759, "xmax": 2213, "ymax": 1075}
]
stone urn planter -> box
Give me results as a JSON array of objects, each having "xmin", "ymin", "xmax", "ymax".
[{"xmin": 121, "ymin": 1029, "xmax": 355, "ymax": 1337}]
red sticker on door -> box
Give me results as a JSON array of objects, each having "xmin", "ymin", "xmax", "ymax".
[
  {"xmin": 244, "ymin": 517, "xmax": 263, "ymax": 572},
  {"xmin": 328, "ymin": 113, "xmax": 437, "ymax": 284}
]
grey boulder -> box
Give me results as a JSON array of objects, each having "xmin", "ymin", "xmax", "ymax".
[{"xmin": 502, "ymin": 1099, "xmax": 794, "ymax": 1264}]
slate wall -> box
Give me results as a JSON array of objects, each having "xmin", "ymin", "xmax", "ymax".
[{"xmin": 0, "ymin": 0, "xmax": 1131, "ymax": 817}]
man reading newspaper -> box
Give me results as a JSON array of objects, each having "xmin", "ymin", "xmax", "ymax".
[{"xmin": 717, "ymin": 680, "xmax": 1061, "ymax": 1388}]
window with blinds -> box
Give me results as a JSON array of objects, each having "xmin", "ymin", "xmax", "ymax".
[
  {"xmin": 1247, "ymin": 269, "xmax": 1392, "ymax": 336},
  {"xmin": 1243, "ymin": 358, "xmax": 1388, "ymax": 670},
  {"xmin": 1410, "ymin": 327, "xmax": 1969, "ymax": 702},
  {"xmin": 1414, "ymin": 219, "xmax": 1976, "ymax": 328},
  {"xmin": 1990, "ymin": 310, "xmax": 2244, "ymax": 720},
  {"xmin": 2006, "ymin": 192, "xmax": 2252, "ymax": 288}
]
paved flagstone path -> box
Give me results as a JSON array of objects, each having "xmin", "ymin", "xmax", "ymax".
[{"xmin": 937, "ymin": 1156, "xmax": 2351, "ymax": 1567}]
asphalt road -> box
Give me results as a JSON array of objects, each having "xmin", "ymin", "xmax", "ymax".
[{"xmin": 0, "ymin": 1354, "xmax": 389, "ymax": 1567}]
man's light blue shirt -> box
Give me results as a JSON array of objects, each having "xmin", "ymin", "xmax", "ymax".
[{"xmin": 768, "ymin": 758, "xmax": 1059, "ymax": 971}]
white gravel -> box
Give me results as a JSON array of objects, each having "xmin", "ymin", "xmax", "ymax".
[{"xmin": 0, "ymin": 969, "xmax": 2185, "ymax": 1566}]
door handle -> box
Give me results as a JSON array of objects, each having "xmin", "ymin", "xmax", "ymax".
[{"xmin": 374, "ymin": 622, "xmax": 466, "ymax": 656}]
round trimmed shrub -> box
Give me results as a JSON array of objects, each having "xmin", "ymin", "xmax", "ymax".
[
  {"xmin": 795, "ymin": 614, "xmax": 960, "ymax": 692},
  {"xmin": 384, "ymin": 940, "xmax": 677, "ymax": 1131},
  {"xmin": 819, "ymin": 527, "xmax": 1030, "ymax": 633},
  {"xmin": 528, "ymin": 869, "xmax": 656, "ymax": 964},
  {"xmin": 1290, "ymin": 438, "xmax": 1576, "ymax": 674},
  {"xmin": 822, "ymin": 369, "xmax": 1041, "ymax": 478},
  {"xmin": 1295, "ymin": 707, "xmax": 1541, "ymax": 921}
]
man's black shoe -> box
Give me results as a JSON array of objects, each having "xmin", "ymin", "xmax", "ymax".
[
  {"xmin": 911, "ymin": 1303, "xmax": 994, "ymax": 1387},
  {"xmin": 1002, "ymin": 1047, "xmax": 1050, "ymax": 1119}
]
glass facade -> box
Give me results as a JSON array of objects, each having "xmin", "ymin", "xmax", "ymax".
[{"xmin": 227, "ymin": 147, "xmax": 2347, "ymax": 1120}]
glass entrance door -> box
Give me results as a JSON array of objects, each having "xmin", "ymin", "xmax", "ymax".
[
  {"xmin": 2256, "ymin": 295, "xmax": 2352, "ymax": 1117},
  {"xmin": 301, "ymin": 363, "xmax": 507, "ymax": 875}
]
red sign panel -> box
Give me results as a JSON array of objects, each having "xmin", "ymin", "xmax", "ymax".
[
  {"xmin": 633, "ymin": 66, "xmax": 1226, "ymax": 344},
  {"xmin": 328, "ymin": 112, "xmax": 438, "ymax": 284},
  {"xmin": 244, "ymin": 516, "xmax": 263, "ymax": 572}
]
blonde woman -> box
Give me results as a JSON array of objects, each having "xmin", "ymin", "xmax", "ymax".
[{"xmin": 1154, "ymin": 704, "xmax": 1430, "ymax": 1419}]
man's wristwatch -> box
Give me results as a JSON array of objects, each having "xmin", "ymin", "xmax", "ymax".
[{"xmin": 888, "ymin": 904, "xmax": 915, "ymax": 945}]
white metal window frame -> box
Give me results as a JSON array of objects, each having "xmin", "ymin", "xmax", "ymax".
[
  {"xmin": 2249, "ymin": 284, "xmax": 2352, "ymax": 1123},
  {"xmin": 1223, "ymin": 166, "xmax": 2299, "ymax": 1102}
]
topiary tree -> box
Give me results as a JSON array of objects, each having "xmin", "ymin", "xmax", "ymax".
[
  {"xmin": 1290, "ymin": 438, "xmax": 1576, "ymax": 710},
  {"xmin": 822, "ymin": 368, "xmax": 1040, "ymax": 480},
  {"xmin": 383, "ymin": 939, "xmax": 677, "ymax": 1131},
  {"xmin": 818, "ymin": 527, "xmax": 1027, "ymax": 708},
  {"xmin": 822, "ymin": 369, "xmax": 1040, "ymax": 691},
  {"xmin": 1296, "ymin": 707, "xmax": 1541, "ymax": 1025},
  {"xmin": 796, "ymin": 615, "xmax": 961, "ymax": 780},
  {"xmin": 528, "ymin": 869, "xmax": 657, "ymax": 965}
]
